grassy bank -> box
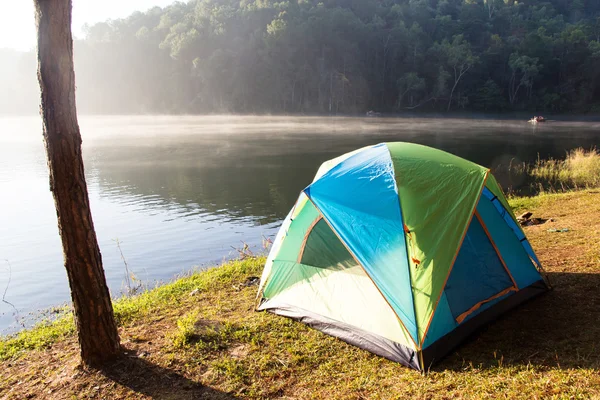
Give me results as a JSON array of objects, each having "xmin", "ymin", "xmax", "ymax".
[
  {"xmin": 497, "ymin": 147, "xmax": 600, "ymax": 196},
  {"xmin": 2, "ymin": 190, "xmax": 600, "ymax": 399}
]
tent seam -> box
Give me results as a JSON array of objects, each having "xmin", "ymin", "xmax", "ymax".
[
  {"xmin": 482, "ymin": 188, "xmax": 551, "ymax": 289},
  {"xmin": 483, "ymin": 188, "xmax": 544, "ymax": 269},
  {"xmin": 455, "ymin": 286, "xmax": 517, "ymax": 324},
  {"xmin": 385, "ymin": 143, "xmax": 421, "ymax": 351},
  {"xmin": 303, "ymin": 189, "xmax": 419, "ymax": 350},
  {"xmin": 419, "ymin": 168, "xmax": 490, "ymax": 348},
  {"xmin": 296, "ymin": 216, "xmax": 323, "ymax": 263},
  {"xmin": 474, "ymin": 210, "xmax": 519, "ymax": 290}
]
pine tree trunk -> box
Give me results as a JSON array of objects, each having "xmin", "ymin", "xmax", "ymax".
[{"xmin": 34, "ymin": 0, "xmax": 120, "ymax": 367}]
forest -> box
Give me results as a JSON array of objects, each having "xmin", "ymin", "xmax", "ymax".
[{"xmin": 4, "ymin": 0, "xmax": 600, "ymax": 115}]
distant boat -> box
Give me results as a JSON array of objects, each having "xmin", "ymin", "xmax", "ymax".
[
  {"xmin": 529, "ymin": 116, "xmax": 546, "ymax": 123},
  {"xmin": 366, "ymin": 110, "xmax": 382, "ymax": 117}
]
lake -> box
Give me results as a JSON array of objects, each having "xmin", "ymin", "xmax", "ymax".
[{"xmin": 1, "ymin": 115, "xmax": 599, "ymax": 333}]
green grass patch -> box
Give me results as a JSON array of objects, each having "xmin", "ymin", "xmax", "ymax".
[
  {"xmin": 507, "ymin": 188, "xmax": 598, "ymax": 214},
  {"xmin": 0, "ymin": 314, "xmax": 74, "ymax": 360},
  {"xmin": 114, "ymin": 256, "xmax": 264, "ymax": 326},
  {"xmin": 507, "ymin": 191, "xmax": 559, "ymax": 214},
  {"xmin": 172, "ymin": 309, "xmax": 201, "ymax": 348},
  {"xmin": 0, "ymin": 256, "xmax": 265, "ymax": 360}
]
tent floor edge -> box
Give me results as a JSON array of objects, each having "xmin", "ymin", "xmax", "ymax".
[
  {"xmin": 420, "ymin": 280, "xmax": 549, "ymax": 370},
  {"xmin": 258, "ymin": 302, "xmax": 421, "ymax": 371}
]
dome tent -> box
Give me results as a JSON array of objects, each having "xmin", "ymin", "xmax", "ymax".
[{"xmin": 256, "ymin": 142, "xmax": 548, "ymax": 371}]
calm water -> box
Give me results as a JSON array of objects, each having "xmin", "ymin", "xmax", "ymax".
[{"xmin": 0, "ymin": 115, "xmax": 598, "ymax": 333}]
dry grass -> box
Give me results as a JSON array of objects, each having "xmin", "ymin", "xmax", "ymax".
[
  {"xmin": 501, "ymin": 148, "xmax": 600, "ymax": 195},
  {"xmin": 531, "ymin": 148, "xmax": 600, "ymax": 189},
  {"xmin": 1, "ymin": 190, "xmax": 600, "ymax": 399}
]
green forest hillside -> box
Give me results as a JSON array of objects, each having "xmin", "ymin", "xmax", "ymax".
[{"xmin": 5, "ymin": 0, "xmax": 600, "ymax": 115}]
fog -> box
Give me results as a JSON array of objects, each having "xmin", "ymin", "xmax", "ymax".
[
  {"xmin": 0, "ymin": 49, "xmax": 38, "ymax": 115},
  {"xmin": 4, "ymin": 111, "xmax": 600, "ymax": 144}
]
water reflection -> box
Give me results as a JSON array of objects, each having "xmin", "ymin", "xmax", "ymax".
[
  {"xmin": 88, "ymin": 137, "xmax": 317, "ymax": 223},
  {"xmin": 87, "ymin": 116, "xmax": 600, "ymax": 217}
]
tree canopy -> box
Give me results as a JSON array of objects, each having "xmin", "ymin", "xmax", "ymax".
[{"xmin": 6, "ymin": 0, "xmax": 600, "ymax": 114}]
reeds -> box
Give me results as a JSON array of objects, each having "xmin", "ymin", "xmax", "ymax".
[{"xmin": 499, "ymin": 148, "xmax": 600, "ymax": 196}]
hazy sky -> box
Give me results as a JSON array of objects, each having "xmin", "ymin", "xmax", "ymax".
[{"xmin": 1, "ymin": 0, "xmax": 178, "ymax": 52}]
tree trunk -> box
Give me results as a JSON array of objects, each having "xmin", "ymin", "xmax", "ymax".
[
  {"xmin": 447, "ymin": 80, "xmax": 459, "ymax": 111},
  {"xmin": 329, "ymin": 70, "xmax": 333, "ymax": 114},
  {"xmin": 34, "ymin": 0, "xmax": 120, "ymax": 367},
  {"xmin": 509, "ymin": 70, "xmax": 522, "ymax": 106},
  {"xmin": 380, "ymin": 34, "xmax": 390, "ymax": 108},
  {"xmin": 486, "ymin": 2, "xmax": 495, "ymax": 20}
]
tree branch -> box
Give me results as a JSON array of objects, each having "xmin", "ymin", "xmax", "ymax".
[
  {"xmin": 404, "ymin": 97, "xmax": 436, "ymax": 109},
  {"xmin": 2, "ymin": 260, "xmax": 23, "ymax": 327}
]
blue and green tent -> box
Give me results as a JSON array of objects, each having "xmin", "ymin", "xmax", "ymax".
[{"xmin": 256, "ymin": 142, "xmax": 548, "ymax": 371}]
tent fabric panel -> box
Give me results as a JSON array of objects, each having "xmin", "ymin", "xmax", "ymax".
[
  {"xmin": 424, "ymin": 287, "xmax": 519, "ymax": 349},
  {"xmin": 258, "ymin": 263, "xmax": 416, "ymax": 350},
  {"xmin": 484, "ymin": 174, "xmax": 517, "ymax": 221},
  {"xmin": 300, "ymin": 219, "xmax": 356, "ymax": 270},
  {"xmin": 476, "ymin": 197, "xmax": 543, "ymax": 288},
  {"xmin": 386, "ymin": 142, "xmax": 488, "ymax": 342},
  {"xmin": 259, "ymin": 198, "xmax": 321, "ymax": 299},
  {"xmin": 274, "ymin": 198, "xmax": 321, "ymax": 263},
  {"xmin": 312, "ymin": 145, "xmax": 374, "ymax": 182},
  {"xmin": 444, "ymin": 216, "xmax": 515, "ymax": 322},
  {"xmin": 259, "ymin": 192, "xmax": 314, "ymax": 297},
  {"xmin": 258, "ymin": 191, "xmax": 312, "ymax": 297},
  {"xmin": 258, "ymin": 303, "xmax": 421, "ymax": 371},
  {"xmin": 305, "ymin": 143, "xmax": 417, "ymax": 343},
  {"xmin": 296, "ymin": 216, "xmax": 322, "ymax": 262},
  {"xmin": 481, "ymin": 188, "xmax": 542, "ymax": 267},
  {"xmin": 258, "ymin": 208, "xmax": 292, "ymax": 297},
  {"xmin": 261, "ymin": 260, "xmax": 329, "ymax": 300},
  {"xmin": 291, "ymin": 192, "xmax": 311, "ymax": 219},
  {"xmin": 455, "ymin": 289, "xmax": 514, "ymax": 325},
  {"xmin": 421, "ymin": 292, "xmax": 457, "ymax": 349},
  {"xmin": 455, "ymin": 287, "xmax": 516, "ymax": 324},
  {"xmin": 421, "ymin": 280, "xmax": 548, "ymax": 368},
  {"xmin": 474, "ymin": 211, "xmax": 518, "ymax": 288}
]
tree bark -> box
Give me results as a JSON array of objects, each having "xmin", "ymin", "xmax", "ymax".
[{"xmin": 34, "ymin": 0, "xmax": 120, "ymax": 367}]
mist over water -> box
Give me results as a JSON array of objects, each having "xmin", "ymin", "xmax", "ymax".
[{"xmin": 0, "ymin": 115, "xmax": 598, "ymax": 333}]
